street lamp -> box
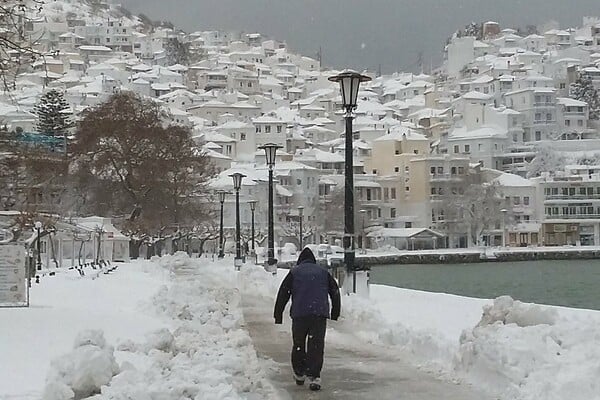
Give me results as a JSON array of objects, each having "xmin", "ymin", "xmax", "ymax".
[
  {"xmin": 501, "ymin": 208, "xmax": 508, "ymax": 247},
  {"xmin": 259, "ymin": 142, "xmax": 283, "ymax": 273},
  {"xmin": 249, "ymin": 199, "xmax": 257, "ymax": 260},
  {"xmin": 230, "ymin": 172, "xmax": 246, "ymax": 270},
  {"xmin": 329, "ymin": 70, "xmax": 371, "ymax": 292},
  {"xmin": 217, "ymin": 190, "xmax": 229, "ymax": 258},
  {"xmin": 35, "ymin": 221, "xmax": 42, "ymax": 271},
  {"xmin": 298, "ymin": 206, "xmax": 304, "ymax": 250}
]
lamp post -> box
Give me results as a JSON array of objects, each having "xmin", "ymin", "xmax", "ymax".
[
  {"xmin": 298, "ymin": 206, "xmax": 304, "ymax": 250},
  {"xmin": 230, "ymin": 172, "xmax": 246, "ymax": 270},
  {"xmin": 329, "ymin": 70, "xmax": 371, "ymax": 293},
  {"xmin": 259, "ymin": 142, "xmax": 283, "ymax": 273},
  {"xmin": 249, "ymin": 200, "xmax": 257, "ymax": 259},
  {"xmin": 359, "ymin": 209, "xmax": 367, "ymax": 252},
  {"xmin": 35, "ymin": 221, "xmax": 42, "ymax": 271},
  {"xmin": 217, "ymin": 190, "xmax": 228, "ymax": 258},
  {"xmin": 501, "ymin": 208, "xmax": 508, "ymax": 247}
]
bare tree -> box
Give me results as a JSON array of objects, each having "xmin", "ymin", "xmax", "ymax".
[
  {"xmin": 447, "ymin": 182, "xmax": 504, "ymax": 246},
  {"xmin": 71, "ymin": 92, "xmax": 216, "ymax": 235},
  {"xmin": 0, "ymin": 1, "xmax": 45, "ymax": 91}
]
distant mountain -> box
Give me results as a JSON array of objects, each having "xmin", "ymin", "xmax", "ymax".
[{"xmin": 119, "ymin": 0, "xmax": 600, "ymax": 73}]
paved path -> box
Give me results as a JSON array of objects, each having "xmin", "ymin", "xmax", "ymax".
[{"xmin": 242, "ymin": 296, "xmax": 495, "ymax": 400}]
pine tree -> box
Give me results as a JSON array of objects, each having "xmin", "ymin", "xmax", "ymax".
[
  {"xmin": 165, "ymin": 37, "xmax": 190, "ymax": 66},
  {"xmin": 34, "ymin": 90, "xmax": 71, "ymax": 136},
  {"xmin": 570, "ymin": 74, "xmax": 600, "ymax": 120}
]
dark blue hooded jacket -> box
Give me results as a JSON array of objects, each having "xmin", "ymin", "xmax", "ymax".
[{"xmin": 274, "ymin": 248, "xmax": 341, "ymax": 322}]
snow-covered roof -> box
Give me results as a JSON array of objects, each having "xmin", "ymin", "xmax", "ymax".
[
  {"xmin": 374, "ymin": 126, "xmax": 428, "ymax": 142},
  {"xmin": 367, "ymin": 228, "xmax": 445, "ymax": 239},
  {"xmin": 491, "ymin": 172, "xmax": 535, "ymax": 187},
  {"xmin": 462, "ymin": 91, "xmax": 494, "ymax": 101},
  {"xmin": 557, "ymin": 98, "xmax": 587, "ymax": 107},
  {"xmin": 449, "ymin": 126, "xmax": 507, "ymax": 140}
]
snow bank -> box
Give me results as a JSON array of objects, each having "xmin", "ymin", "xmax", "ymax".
[
  {"xmin": 43, "ymin": 330, "xmax": 119, "ymax": 400},
  {"xmin": 42, "ymin": 253, "xmax": 276, "ymax": 400},
  {"xmin": 457, "ymin": 296, "xmax": 600, "ymax": 400}
]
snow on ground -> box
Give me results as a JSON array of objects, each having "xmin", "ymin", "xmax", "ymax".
[
  {"xmin": 0, "ymin": 261, "xmax": 167, "ymax": 399},
  {"xmin": 2, "ymin": 254, "xmax": 600, "ymax": 400}
]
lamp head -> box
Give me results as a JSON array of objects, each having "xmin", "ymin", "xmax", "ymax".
[
  {"xmin": 229, "ymin": 172, "xmax": 246, "ymax": 191},
  {"xmin": 259, "ymin": 143, "xmax": 283, "ymax": 167},
  {"xmin": 328, "ymin": 69, "xmax": 371, "ymax": 111}
]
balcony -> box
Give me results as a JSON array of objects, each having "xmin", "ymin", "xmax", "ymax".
[
  {"xmin": 546, "ymin": 214, "xmax": 600, "ymax": 220},
  {"xmin": 430, "ymin": 173, "xmax": 463, "ymax": 182},
  {"xmin": 545, "ymin": 194, "xmax": 600, "ymax": 201}
]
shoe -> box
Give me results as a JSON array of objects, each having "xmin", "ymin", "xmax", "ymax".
[
  {"xmin": 308, "ymin": 377, "xmax": 321, "ymax": 391},
  {"xmin": 293, "ymin": 372, "xmax": 305, "ymax": 386}
]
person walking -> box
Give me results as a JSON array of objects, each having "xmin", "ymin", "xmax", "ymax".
[{"xmin": 273, "ymin": 247, "xmax": 341, "ymax": 391}]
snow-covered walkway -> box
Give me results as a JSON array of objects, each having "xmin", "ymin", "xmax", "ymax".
[
  {"xmin": 242, "ymin": 294, "xmax": 491, "ymax": 399},
  {"xmin": 4, "ymin": 254, "xmax": 600, "ymax": 400}
]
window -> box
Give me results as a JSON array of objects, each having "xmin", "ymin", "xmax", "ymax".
[
  {"xmin": 240, "ymin": 133, "xmax": 246, "ymax": 141},
  {"xmin": 578, "ymin": 120, "xmax": 584, "ymax": 127},
  {"xmin": 535, "ymin": 131, "xmax": 541, "ymax": 141},
  {"xmin": 454, "ymin": 145, "xmax": 459, "ymax": 153},
  {"xmin": 391, "ymin": 188, "xmax": 396, "ymax": 199},
  {"xmin": 524, "ymin": 196, "xmax": 530, "ymax": 205},
  {"xmin": 546, "ymin": 113, "xmax": 552, "ymax": 121},
  {"xmin": 478, "ymin": 144, "xmax": 482, "ymax": 151},
  {"xmin": 414, "ymin": 150, "xmax": 419, "ymax": 154},
  {"xmin": 276, "ymin": 125, "xmax": 282, "ymax": 133},
  {"xmin": 437, "ymin": 167, "xmax": 443, "ymax": 174},
  {"xmin": 430, "ymin": 167, "xmax": 436, "ymax": 175},
  {"xmin": 535, "ymin": 113, "xmax": 542, "ymax": 121},
  {"xmin": 394, "ymin": 167, "xmax": 400, "ymax": 173},
  {"xmin": 390, "ymin": 208, "xmax": 396, "ymax": 218},
  {"xmin": 265, "ymin": 125, "xmax": 271, "ymax": 133},
  {"xmin": 431, "ymin": 187, "xmax": 437, "ymax": 195},
  {"xmin": 405, "ymin": 166, "xmax": 410, "ymax": 172},
  {"xmin": 256, "ymin": 126, "xmax": 262, "ymax": 133},
  {"xmin": 513, "ymin": 196, "xmax": 520, "ymax": 205},
  {"xmin": 378, "ymin": 208, "xmax": 382, "ymax": 218},
  {"xmin": 464, "ymin": 145, "xmax": 470, "ymax": 153},
  {"xmin": 384, "ymin": 188, "xmax": 389, "ymax": 200},
  {"xmin": 458, "ymin": 167, "xmax": 465, "ymax": 174},
  {"xmin": 405, "ymin": 186, "xmax": 410, "ymax": 192},
  {"xmin": 297, "ymin": 179, "xmax": 302, "ymax": 186},
  {"xmin": 451, "ymin": 167, "xmax": 457, "ymax": 175}
]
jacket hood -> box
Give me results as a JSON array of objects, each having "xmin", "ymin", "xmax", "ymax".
[{"xmin": 297, "ymin": 247, "xmax": 316, "ymax": 265}]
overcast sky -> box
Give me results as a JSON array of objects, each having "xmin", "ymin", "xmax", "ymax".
[{"xmin": 120, "ymin": 0, "xmax": 600, "ymax": 73}]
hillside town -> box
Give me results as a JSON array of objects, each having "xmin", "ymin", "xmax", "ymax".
[{"xmin": 3, "ymin": 0, "xmax": 600, "ymax": 263}]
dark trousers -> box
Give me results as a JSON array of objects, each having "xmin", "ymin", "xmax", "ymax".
[{"xmin": 291, "ymin": 316, "xmax": 327, "ymax": 378}]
